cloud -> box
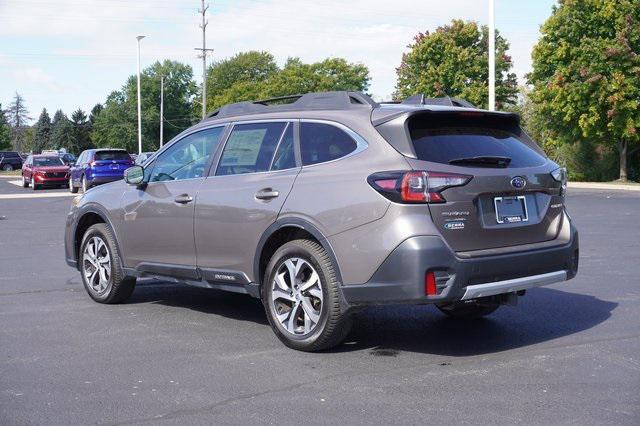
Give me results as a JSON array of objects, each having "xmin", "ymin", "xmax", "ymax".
[{"xmin": 0, "ymin": 0, "xmax": 545, "ymax": 114}]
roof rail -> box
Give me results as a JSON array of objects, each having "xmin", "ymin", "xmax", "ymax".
[
  {"xmin": 401, "ymin": 94, "xmax": 476, "ymax": 108},
  {"xmin": 205, "ymin": 91, "xmax": 378, "ymax": 120}
]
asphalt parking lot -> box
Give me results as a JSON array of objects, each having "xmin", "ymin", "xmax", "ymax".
[{"xmin": 1, "ymin": 176, "xmax": 638, "ymax": 425}]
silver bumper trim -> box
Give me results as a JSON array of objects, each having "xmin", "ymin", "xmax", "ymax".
[{"xmin": 461, "ymin": 270, "xmax": 567, "ymax": 300}]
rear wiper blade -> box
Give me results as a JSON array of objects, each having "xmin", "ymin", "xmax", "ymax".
[{"xmin": 448, "ymin": 156, "xmax": 512, "ymax": 168}]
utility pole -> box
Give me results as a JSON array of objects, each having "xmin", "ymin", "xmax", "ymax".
[
  {"xmin": 136, "ymin": 35, "xmax": 145, "ymax": 155},
  {"xmin": 159, "ymin": 75, "xmax": 164, "ymax": 148},
  {"xmin": 488, "ymin": 0, "xmax": 496, "ymax": 111},
  {"xmin": 194, "ymin": 0, "xmax": 214, "ymax": 119}
]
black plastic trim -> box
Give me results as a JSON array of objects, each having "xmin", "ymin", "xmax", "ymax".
[{"xmin": 253, "ymin": 217, "xmax": 343, "ymax": 286}]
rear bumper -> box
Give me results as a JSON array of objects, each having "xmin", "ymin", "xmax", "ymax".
[
  {"xmin": 342, "ymin": 220, "xmax": 579, "ymax": 306},
  {"xmin": 88, "ymin": 175, "xmax": 123, "ymax": 185}
]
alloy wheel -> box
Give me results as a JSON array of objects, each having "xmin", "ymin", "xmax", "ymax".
[
  {"xmin": 82, "ymin": 236, "xmax": 111, "ymax": 294},
  {"xmin": 270, "ymin": 257, "xmax": 323, "ymax": 336}
]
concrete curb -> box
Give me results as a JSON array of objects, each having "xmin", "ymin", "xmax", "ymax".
[{"xmin": 568, "ymin": 182, "xmax": 640, "ymax": 192}]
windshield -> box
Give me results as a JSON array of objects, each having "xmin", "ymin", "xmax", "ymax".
[
  {"xmin": 408, "ymin": 113, "xmax": 547, "ymax": 168},
  {"xmin": 95, "ymin": 151, "xmax": 131, "ymax": 161},
  {"xmin": 34, "ymin": 157, "xmax": 64, "ymax": 167}
]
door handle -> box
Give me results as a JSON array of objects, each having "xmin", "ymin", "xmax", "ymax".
[
  {"xmin": 174, "ymin": 194, "xmax": 193, "ymax": 204},
  {"xmin": 255, "ymin": 188, "xmax": 279, "ymax": 200}
]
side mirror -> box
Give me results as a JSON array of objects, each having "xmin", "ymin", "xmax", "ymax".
[{"xmin": 124, "ymin": 165, "xmax": 145, "ymax": 186}]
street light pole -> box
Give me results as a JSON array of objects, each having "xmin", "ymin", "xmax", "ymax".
[
  {"xmin": 136, "ymin": 35, "xmax": 145, "ymax": 155},
  {"xmin": 159, "ymin": 75, "xmax": 164, "ymax": 148},
  {"xmin": 488, "ymin": 0, "xmax": 496, "ymax": 111}
]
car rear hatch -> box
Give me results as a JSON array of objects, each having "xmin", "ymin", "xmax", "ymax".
[
  {"xmin": 92, "ymin": 150, "xmax": 133, "ymax": 175},
  {"xmin": 375, "ymin": 109, "xmax": 566, "ymax": 253}
]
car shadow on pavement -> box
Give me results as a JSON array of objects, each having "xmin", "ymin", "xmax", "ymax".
[
  {"xmin": 128, "ymin": 279, "xmax": 270, "ymax": 326},
  {"xmin": 340, "ymin": 288, "xmax": 617, "ymax": 356},
  {"xmin": 128, "ymin": 281, "xmax": 616, "ymax": 356}
]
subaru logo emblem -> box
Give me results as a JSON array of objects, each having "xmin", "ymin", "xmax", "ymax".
[{"xmin": 511, "ymin": 176, "xmax": 526, "ymax": 189}]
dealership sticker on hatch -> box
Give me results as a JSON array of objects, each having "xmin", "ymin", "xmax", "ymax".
[{"xmin": 444, "ymin": 221, "xmax": 465, "ymax": 230}]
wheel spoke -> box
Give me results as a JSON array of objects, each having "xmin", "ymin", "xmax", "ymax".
[
  {"xmin": 300, "ymin": 270, "xmax": 319, "ymax": 291},
  {"xmin": 307, "ymin": 287, "xmax": 322, "ymax": 300},
  {"xmin": 274, "ymin": 272, "xmax": 290, "ymax": 291},
  {"xmin": 287, "ymin": 302, "xmax": 301, "ymax": 333},
  {"xmin": 272, "ymin": 288, "xmax": 295, "ymax": 302},
  {"xmin": 301, "ymin": 298, "xmax": 320, "ymax": 324}
]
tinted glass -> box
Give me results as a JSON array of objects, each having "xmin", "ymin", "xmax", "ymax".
[
  {"xmin": 149, "ymin": 127, "xmax": 224, "ymax": 182},
  {"xmin": 409, "ymin": 114, "xmax": 546, "ymax": 168},
  {"xmin": 95, "ymin": 150, "xmax": 131, "ymax": 161},
  {"xmin": 33, "ymin": 157, "xmax": 64, "ymax": 167},
  {"xmin": 271, "ymin": 124, "xmax": 295, "ymax": 171},
  {"xmin": 216, "ymin": 122, "xmax": 286, "ymax": 176},
  {"xmin": 300, "ymin": 122, "xmax": 357, "ymax": 166}
]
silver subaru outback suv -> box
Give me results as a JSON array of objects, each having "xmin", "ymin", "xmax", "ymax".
[{"xmin": 64, "ymin": 91, "xmax": 579, "ymax": 351}]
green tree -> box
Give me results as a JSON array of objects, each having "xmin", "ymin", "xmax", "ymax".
[
  {"xmin": 205, "ymin": 52, "xmax": 370, "ymax": 111},
  {"xmin": 92, "ymin": 60, "xmax": 197, "ymax": 152},
  {"xmin": 71, "ymin": 109, "xmax": 92, "ymax": 153},
  {"xmin": 395, "ymin": 20, "xmax": 518, "ymax": 109},
  {"xmin": 6, "ymin": 92, "xmax": 30, "ymax": 152},
  {"xmin": 0, "ymin": 103, "xmax": 12, "ymax": 150},
  {"xmin": 50, "ymin": 110, "xmax": 73, "ymax": 151},
  {"xmin": 32, "ymin": 108, "xmax": 51, "ymax": 153},
  {"xmin": 528, "ymin": 0, "xmax": 640, "ymax": 182}
]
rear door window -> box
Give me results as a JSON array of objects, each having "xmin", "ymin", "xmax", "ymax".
[
  {"xmin": 216, "ymin": 122, "xmax": 286, "ymax": 176},
  {"xmin": 408, "ymin": 114, "xmax": 546, "ymax": 168},
  {"xmin": 300, "ymin": 122, "xmax": 357, "ymax": 166},
  {"xmin": 270, "ymin": 124, "xmax": 295, "ymax": 171}
]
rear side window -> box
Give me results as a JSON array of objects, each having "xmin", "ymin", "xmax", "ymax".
[
  {"xmin": 408, "ymin": 114, "xmax": 546, "ymax": 168},
  {"xmin": 95, "ymin": 150, "xmax": 131, "ymax": 161},
  {"xmin": 216, "ymin": 122, "xmax": 286, "ymax": 176},
  {"xmin": 300, "ymin": 122, "xmax": 357, "ymax": 166}
]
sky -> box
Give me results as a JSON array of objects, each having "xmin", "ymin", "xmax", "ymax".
[{"xmin": 0, "ymin": 0, "xmax": 556, "ymax": 122}]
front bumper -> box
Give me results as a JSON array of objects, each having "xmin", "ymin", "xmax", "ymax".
[{"xmin": 342, "ymin": 221, "xmax": 579, "ymax": 306}]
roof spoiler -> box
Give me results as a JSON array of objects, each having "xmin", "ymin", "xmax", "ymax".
[{"xmin": 401, "ymin": 94, "xmax": 477, "ymax": 108}]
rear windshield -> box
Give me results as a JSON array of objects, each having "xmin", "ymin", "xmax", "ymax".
[
  {"xmin": 34, "ymin": 157, "xmax": 64, "ymax": 167},
  {"xmin": 95, "ymin": 151, "xmax": 131, "ymax": 161},
  {"xmin": 408, "ymin": 113, "xmax": 546, "ymax": 168}
]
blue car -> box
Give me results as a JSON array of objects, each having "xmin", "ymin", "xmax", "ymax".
[{"xmin": 69, "ymin": 149, "xmax": 134, "ymax": 193}]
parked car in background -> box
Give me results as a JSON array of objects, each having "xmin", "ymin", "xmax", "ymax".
[
  {"xmin": 64, "ymin": 91, "xmax": 578, "ymax": 351},
  {"xmin": 135, "ymin": 151, "xmax": 155, "ymax": 165},
  {"xmin": 69, "ymin": 149, "xmax": 134, "ymax": 193},
  {"xmin": 60, "ymin": 153, "xmax": 76, "ymax": 166},
  {"xmin": 0, "ymin": 151, "xmax": 24, "ymax": 171},
  {"xmin": 21, "ymin": 155, "xmax": 69, "ymax": 190},
  {"xmin": 42, "ymin": 149, "xmax": 59, "ymax": 155}
]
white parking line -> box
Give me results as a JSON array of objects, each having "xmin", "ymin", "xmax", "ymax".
[
  {"xmin": 7, "ymin": 180, "xmax": 24, "ymax": 187},
  {"xmin": 0, "ymin": 192, "xmax": 76, "ymax": 200}
]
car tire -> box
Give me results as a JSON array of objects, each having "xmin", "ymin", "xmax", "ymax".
[
  {"xmin": 32, "ymin": 177, "xmax": 39, "ymax": 190},
  {"xmin": 81, "ymin": 175, "xmax": 88, "ymax": 193},
  {"xmin": 262, "ymin": 239, "xmax": 351, "ymax": 352},
  {"xmin": 2, "ymin": 164, "xmax": 13, "ymax": 171},
  {"xmin": 436, "ymin": 299, "xmax": 500, "ymax": 319},
  {"xmin": 69, "ymin": 177, "xmax": 78, "ymax": 193},
  {"xmin": 22, "ymin": 175, "xmax": 29, "ymax": 188},
  {"xmin": 79, "ymin": 223, "xmax": 135, "ymax": 304}
]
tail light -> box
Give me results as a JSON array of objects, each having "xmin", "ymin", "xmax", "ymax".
[
  {"xmin": 551, "ymin": 167, "xmax": 567, "ymax": 196},
  {"xmin": 368, "ymin": 171, "xmax": 472, "ymax": 204}
]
